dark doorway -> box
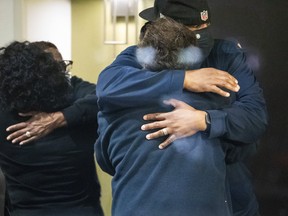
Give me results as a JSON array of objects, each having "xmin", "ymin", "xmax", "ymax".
[{"xmin": 208, "ymin": 1, "xmax": 288, "ymax": 215}]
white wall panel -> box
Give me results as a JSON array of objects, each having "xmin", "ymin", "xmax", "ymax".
[
  {"xmin": 0, "ymin": 0, "xmax": 71, "ymax": 59},
  {"xmin": 0, "ymin": 0, "xmax": 14, "ymax": 46},
  {"xmin": 24, "ymin": 0, "xmax": 71, "ymax": 59}
]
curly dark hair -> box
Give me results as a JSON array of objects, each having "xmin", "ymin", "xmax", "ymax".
[
  {"xmin": 0, "ymin": 41, "xmax": 71, "ymax": 112},
  {"xmin": 138, "ymin": 17, "xmax": 197, "ymax": 70}
]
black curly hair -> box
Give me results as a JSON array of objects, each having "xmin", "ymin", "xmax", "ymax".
[{"xmin": 0, "ymin": 41, "xmax": 71, "ymax": 113}]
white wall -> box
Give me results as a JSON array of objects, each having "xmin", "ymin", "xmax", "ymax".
[
  {"xmin": 0, "ymin": 0, "xmax": 71, "ymax": 59},
  {"xmin": 0, "ymin": 0, "xmax": 15, "ymax": 47},
  {"xmin": 24, "ymin": 0, "xmax": 71, "ymax": 59}
]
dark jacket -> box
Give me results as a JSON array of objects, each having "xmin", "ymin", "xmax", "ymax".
[
  {"xmin": 96, "ymin": 40, "xmax": 268, "ymax": 216},
  {"xmin": 0, "ymin": 76, "xmax": 103, "ymax": 216}
]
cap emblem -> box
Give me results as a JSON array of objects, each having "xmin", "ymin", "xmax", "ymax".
[{"xmin": 200, "ymin": 10, "xmax": 209, "ymax": 21}]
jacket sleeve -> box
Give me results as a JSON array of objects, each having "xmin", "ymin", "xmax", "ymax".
[
  {"xmin": 98, "ymin": 44, "xmax": 268, "ymax": 145},
  {"xmin": 97, "ymin": 46, "xmax": 185, "ymax": 113},
  {"xmin": 62, "ymin": 76, "xmax": 98, "ymax": 127},
  {"xmin": 206, "ymin": 41, "xmax": 268, "ymax": 144}
]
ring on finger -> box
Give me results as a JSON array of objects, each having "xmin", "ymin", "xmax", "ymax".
[
  {"xmin": 25, "ymin": 131, "xmax": 31, "ymax": 138},
  {"xmin": 162, "ymin": 128, "xmax": 168, "ymax": 136}
]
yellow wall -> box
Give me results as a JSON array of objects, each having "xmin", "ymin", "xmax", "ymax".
[
  {"xmin": 71, "ymin": 2, "xmax": 114, "ymax": 214},
  {"xmin": 71, "ymin": 0, "xmax": 153, "ymax": 215},
  {"xmin": 71, "ymin": 0, "xmax": 152, "ymax": 82},
  {"xmin": 72, "ymin": 0, "xmax": 112, "ymax": 83}
]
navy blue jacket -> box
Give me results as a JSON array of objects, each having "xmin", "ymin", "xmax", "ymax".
[{"xmin": 96, "ymin": 40, "xmax": 268, "ymax": 216}]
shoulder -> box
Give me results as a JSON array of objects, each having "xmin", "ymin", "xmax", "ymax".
[
  {"xmin": 120, "ymin": 45, "xmax": 137, "ymax": 55},
  {"xmin": 70, "ymin": 75, "xmax": 84, "ymax": 84},
  {"xmin": 213, "ymin": 39, "xmax": 244, "ymax": 55},
  {"xmin": 70, "ymin": 76, "xmax": 95, "ymax": 86},
  {"xmin": 106, "ymin": 45, "xmax": 141, "ymax": 69}
]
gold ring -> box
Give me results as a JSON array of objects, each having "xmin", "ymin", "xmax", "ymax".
[
  {"xmin": 25, "ymin": 131, "xmax": 31, "ymax": 138},
  {"xmin": 162, "ymin": 128, "xmax": 168, "ymax": 136}
]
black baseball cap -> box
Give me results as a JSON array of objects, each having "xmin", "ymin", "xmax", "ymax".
[{"xmin": 139, "ymin": 0, "xmax": 211, "ymax": 26}]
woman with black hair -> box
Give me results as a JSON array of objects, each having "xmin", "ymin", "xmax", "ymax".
[{"xmin": 0, "ymin": 41, "xmax": 103, "ymax": 216}]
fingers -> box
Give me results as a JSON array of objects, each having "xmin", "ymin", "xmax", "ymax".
[
  {"xmin": 6, "ymin": 129, "xmax": 27, "ymax": 142},
  {"xmin": 217, "ymin": 77, "xmax": 240, "ymax": 93},
  {"xmin": 19, "ymin": 136, "xmax": 35, "ymax": 145},
  {"xmin": 210, "ymin": 86, "xmax": 231, "ymax": 97},
  {"xmin": 16, "ymin": 132, "xmax": 35, "ymax": 145},
  {"xmin": 185, "ymin": 68, "xmax": 240, "ymax": 96},
  {"xmin": 161, "ymin": 128, "xmax": 168, "ymax": 136},
  {"xmin": 219, "ymin": 71, "xmax": 238, "ymax": 85},
  {"xmin": 204, "ymin": 80, "xmax": 239, "ymax": 97},
  {"xmin": 143, "ymin": 113, "xmax": 165, "ymax": 121},
  {"xmin": 158, "ymin": 135, "xmax": 176, "ymax": 149},
  {"xmin": 213, "ymin": 70, "xmax": 240, "ymax": 93},
  {"xmin": 7, "ymin": 129, "xmax": 35, "ymax": 145},
  {"xmin": 143, "ymin": 127, "xmax": 169, "ymax": 140},
  {"xmin": 142, "ymin": 127, "xmax": 175, "ymax": 149},
  {"xmin": 143, "ymin": 99, "xmax": 196, "ymax": 121},
  {"xmin": 6, "ymin": 122, "xmax": 33, "ymax": 144},
  {"xmin": 6, "ymin": 122, "xmax": 27, "ymax": 133},
  {"xmin": 18, "ymin": 112, "xmax": 36, "ymax": 117},
  {"xmin": 6, "ymin": 125, "xmax": 36, "ymax": 145},
  {"xmin": 142, "ymin": 99, "xmax": 198, "ymax": 150}
]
